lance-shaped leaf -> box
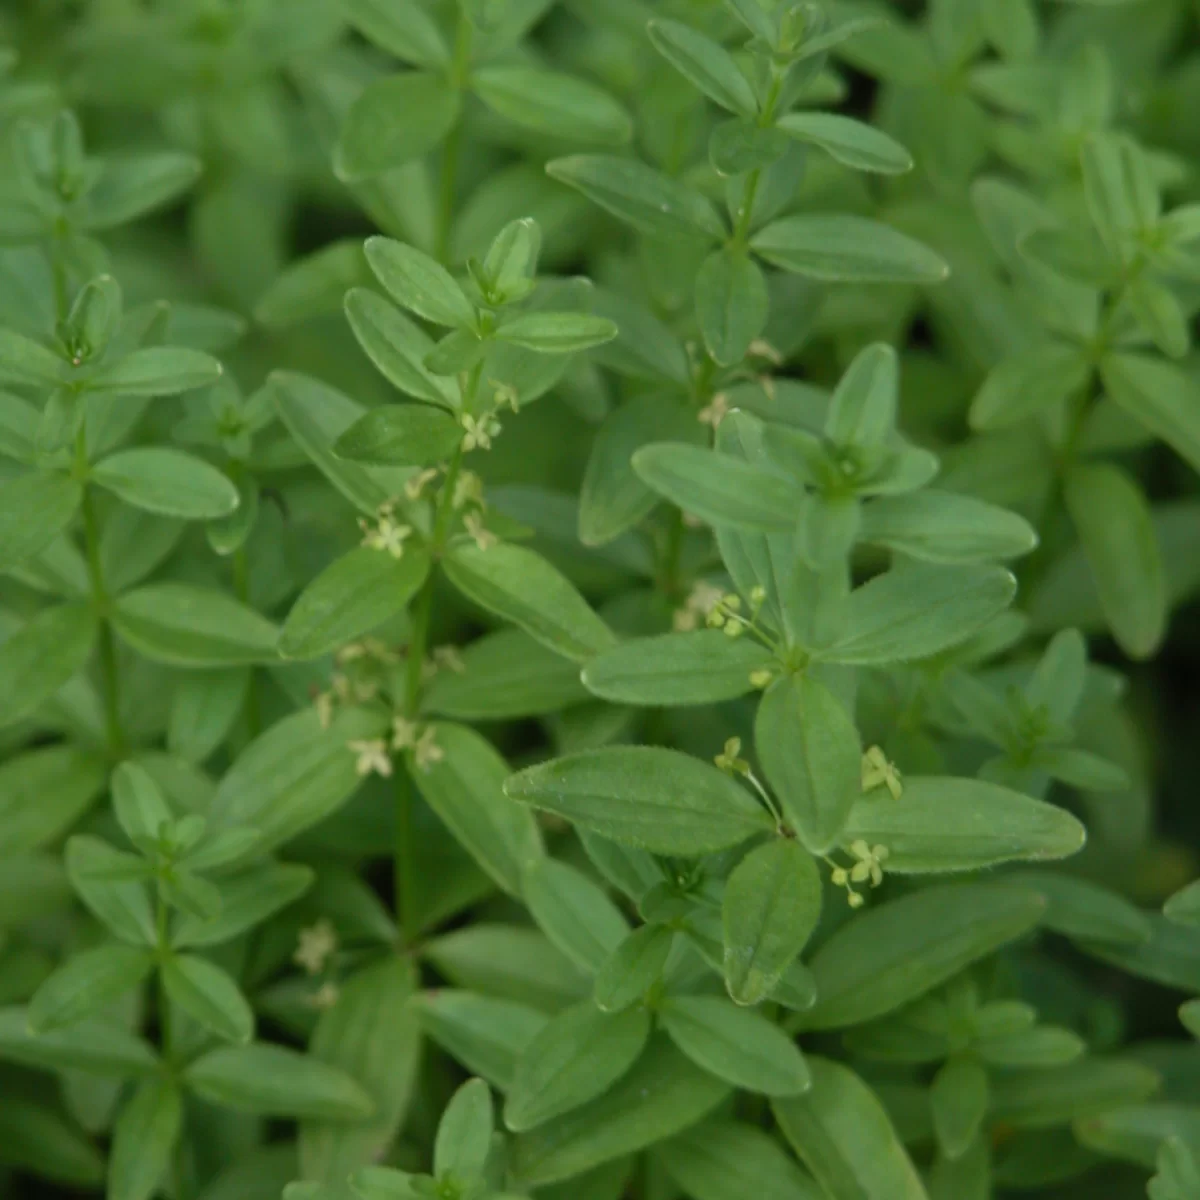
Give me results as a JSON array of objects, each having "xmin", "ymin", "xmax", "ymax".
[
  {"xmin": 91, "ymin": 448, "xmax": 239, "ymax": 520},
  {"xmin": 505, "ymin": 746, "xmax": 774, "ymax": 856},
  {"xmin": 444, "ymin": 541, "xmax": 615, "ymax": 662},
  {"xmin": 1102, "ymin": 353, "xmax": 1200, "ymax": 474},
  {"xmin": 695, "ymin": 248, "xmax": 769, "ymax": 366},
  {"xmin": 414, "ymin": 991, "xmax": 546, "ymax": 1091},
  {"xmin": 29, "ymin": 945, "xmax": 155, "ymax": 1033},
  {"xmin": 582, "ymin": 631, "xmax": 773, "ymax": 706},
  {"xmin": 661, "ymin": 995, "xmax": 810, "ymax": 1096},
  {"xmin": 647, "ymin": 19, "xmax": 757, "ymax": 116},
  {"xmin": 521, "ymin": 858, "xmax": 628, "ymax": 974},
  {"xmin": 0, "ymin": 472, "xmax": 81, "ymax": 570},
  {"xmin": 723, "ymin": 838, "xmax": 822, "ymax": 1006},
  {"xmin": 0, "ymin": 602, "xmax": 96, "ymax": 728},
  {"xmin": 474, "ymin": 67, "xmax": 632, "ymax": 145},
  {"xmin": 107, "ymin": 1078, "xmax": 183, "ymax": 1200},
  {"xmin": 773, "ymin": 1057, "xmax": 927, "ymax": 1200},
  {"xmin": 279, "ymin": 547, "xmax": 431, "ymax": 661},
  {"xmin": 594, "ymin": 925, "xmax": 673, "ymax": 1013},
  {"xmin": 417, "ymin": 722, "xmax": 544, "ymax": 897},
  {"xmin": 751, "ymin": 214, "xmax": 948, "ymax": 283},
  {"xmin": 988, "ymin": 1059, "xmax": 1160, "ymax": 1129},
  {"xmin": 800, "ymin": 884, "xmax": 1046, "ymax": 1030},
  {"xmin": 860, "ymin": 491, "xmax": 1038, "ymax": 563},
  {"xmin": 813, "ymin": 564, "xmax": 1017, "ymax": 664},
  {"xmin": 777, "ymin": 113, "xmax": 913, "ymax": 174},
  {"xmin": 632, "ymin": 443, "xmax": 804, "ymax": 532},
  {"xmin": 547, "ymin": 156, "xmax": 726, "ymax": 240},
  {"xmin": 839, "ymin": 776, "xmax": 1086, "ymax": 872},
  {"xmin": 335, "ymin": 404, "xmax": 463, "ymax": 466},
  {"xmin": 1064, "ymin": 463, "xmax": 1165, "ymax": 659},
  {"xmin": 756, "ymin": 675, "xmax": 861, "ymax": 853},
  {"xmin": 504, "ymin": 1003, "xmax": 650, "ymax": 1132}
]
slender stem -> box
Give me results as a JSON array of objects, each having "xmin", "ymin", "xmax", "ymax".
[
  {"xmin": 661, "ymin": 507, "xmax": 685, "ymax": 601},
  {"xmin": 393, "ymin": 771, "xmax": 419, "ymax": 945},
  {"xmin": 76, "ymin": 424, "xmax": 125, "ymax": 758},
  {"xmin": 232, "ymin": 545, "xmax": 262, "ymax": 737},
  {"xmin": 731, "ymin": 71, "xmax": 786, "ymax": 247},
  {"xmin": 433, "ymin": 15, "xmax": 474, "ymax": 265}
]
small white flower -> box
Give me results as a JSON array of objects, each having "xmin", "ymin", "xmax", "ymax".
[
  {"xmin": 308, "ymin": 981, "xmax": 340, "ymax": 1009},
  {"xmin": 349, "ymin": 738, "xmax": 392, "ymax": 778},
  {"xmin": 748, "ymin": 338, "xmax": 783, "ymax": 365},
  {"xmin": 465, "ymin": 511, "xmax": 497, "ymax": 550},
  {"xmin": 491, "ymin": 379, "xmax": 519, "ymax": 411},
  {"xmin": 453, "ymin": 470, "xmax": 484, "ymax": 510},
  {"xmin": 404, "ymin": 467, "xmax": 439, "ymax": 501},
  {"xmin": 698, "ymin": 392, "xmax": 730, "ymax": 427},
  {"xmin": 392, "ymin": 717, "xmax": 419, "ymax": 751},
  {"xmin": 433, "ymin": 645, "xmax": 466, "ymax": 674},
  {"xmin": 414, "ymin": 726, "xmax": 444, "ymax": 773},
  {"xmin": 294, "ymin": 919, "xmax": 337, "ymax": 975},
  {"xmin": 461, "ymin": 413, "xmax": 500, "ymax": 452},
  {"xmin": 360, "ymin": 513, "xmax": 412, "ymax": 558},
  {"xmin": 314, "ymin": 690, "xmax": 335, "ymax": 729}
]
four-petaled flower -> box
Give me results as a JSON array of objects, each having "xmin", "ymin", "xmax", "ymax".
[
  {"xmin": 361, "ymin": 511, "xmax": 412, "ymax": 558},
  {"xmin": 453, "ymin": 470, "xmax": 483, "ymax": 509},
  {"xmin": 405, "ymin": 467, "xmax": 439, "ymax": 500},
  {"xmin": 465, "ymin": 511, "xmax": 497, "ymax": 550},
  {"xmin": 413, "ymin": 726, "xmax": 445, "ymax": 772},
  {"xmin": 848, "ymin": 839, "xmax": 889, "ymax": 887},
  {"xmin": 698, "ymin": 392, "xmax": 729, "ymax": 427},
  {"xmin": 294, "ymin": 918, "xmax": 337, "ymax": 975},
  {"xmin": 461, "ymin": 413, "xmax": 500, "ymax": 452},
  {"xmin": 715, "ymin": 736, "xmax": 750, "ymax": 776},
  {"xmin": 862, "ymin": 745, "xmax": 903, "ymax": 799},
  {"xmin": 349, "ymin": 738, "xmax": 392, "ymax": 778}
]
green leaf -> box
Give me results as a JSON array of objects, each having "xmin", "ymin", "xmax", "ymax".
[
  {"xmin": 0, "ymin": 472, "xmax": 81, "ymax": 570},
  {"xmin": 172, "ymin": 862, "xmax": 314, "ymax": 948},
  {"xmin": 344, "ymin": 290, "xmax": 459, "ymax": 408},
  {"xmin": 494, "ymin": 312, "xmax": 618, "ymax": 354},
  {"xmin": 111, "ymin": 761, "xmax": 171, "ymax": 845},
  {"xmin": 255, "ymin": 239, "xmax": 369, "ymax": 329},
  {"xmin": 0, "ymin": 1006, "xmax": 158, "ymax": 1077},
  {"xmin": 662, "ymin": 995, "xmax": 810, "ymax": 1096},
  {"xmin": 335, "ymin": 404, "xmax": 462, "ymax": 466},
  {"xmin": 474, "ymin": 67, "xmax": 632, "ymax": 145},
  {"xmin": 107, "ymin": 1078, "xmax": 183, "ymax": 1200},
  {"xmin": 65, "ymin": 835, "xmax": 156, "ymax": 946},
  {"xmin": 443, "ymin": 541, "xmax": 615, "ymax": 662},
  {"xmin": 974, "ymin": 1027, "xmax": 1085, "ymax": 1068},
  {"xmin": 1165, "ymin": 880, "xmax": 1200, "ymax": 928},
  {"xmin": 161, "ymin": 953, "xmax": 254, "ymax": 1043},
  {"xmin": 365, "ymin": 236, "xmax": 475, "ymax": 328},
  {"xmin": 343, "ymin": 0, "xmax": 449, "ymax": 66},
  {"xmin": 0, "ymin": 746, "xmax": 105, "ymax": 856},
  {"xmin": 0, "ymin": 1097, "xmax": 104, "ymax": 1187},
  {"xmin": 802, "ymin": 884, "xmax": 1046, "ymax": 1030},
  {"xmin": 505, "ymin": 1003, "xmax": 650, "ymax": 1131},
  {"xmin": 415, "ymin": 991, "xmax": 546, "ymax": 1091},
  {"xmin": 510, "ymin": 1035, "xmax": 729, "ymax": 1188},
  {"xmin": 91, "ymin": 448, "xmax": 238, "ymax": 519},
  {"xmin": 546, "ymin": 155, "xmax": 726, "ymax": 240},
  {"xmin": 87, "ymin": 347, "xmax": 222, "ymax": 396},
  {"xmin": 435, "ymin": 1078, "xmax": 494, "ymax": 1183},
  {"xmin": 112, "ymin": 583, "xmax": 279, "ymax": 667},
  {"xmin": 505, "ymin": 746, "xmax": 775, "ymax": 856},
  {"xmin": 280, "ymin": 546, "xmax": 431, "ymax": 661},
  {"xmin": 335, "ymin": 72, "xmax": 461, "ymax": 181},
  {"xmin": 1081, "ymin": 133, "xmax": 1158, "ymax": 262},
  {"xmin": 861, "ymin": 490, "xmax": 1037, "ymax": 563},
  {"xmin": 0, "ymin": 329, "xmax": 67, "ymax": 387},
  {"xmin": 840, "ymin": 776, "xmax": 1085, "ymax": 872},
  {"xmin": 300, "ymin": 957, "xmax": 421, "ymax": 1184},
  {"xmin": 81, "ymin": 152, "xmax": 201, "ymax": 230},
  {"xmin": 521, "ymin": 857, "xmax": 629, "ymax": 973},
  {"xmin": 425, "ymin": 924, "xmax": 586, "ymax": 1011},
  {"xmin": 709, "ymin": 120, "xmax": 791, "ymax": 176},
  {"xmin": 969, "ymin": 343, "xmax": 1091, "ymax": 431},
  {"xmin": 723, "ymin": 838, "xmax": 822, "ymax": 1006},
  {"xmin": 185, "ymin": 1043, "xmax": 375, "ymax": 1119},
  {"xmin": 777, "ymin": 113, "xmax": 913, "ymax": 174},
  {"xmin": 582, "ymin": 631, "xmax": 772, "ymax": 706},
  {"xmin": 1101, "ymin": 352, "xmax": 1200, "ymax": 474},
  {"xmin": 580, "ymin": 398, "xmax": 697, "ymax": 545},
  {"xmin": 208, "ymin": 707, "xmax": 385, "ymax": 856},
  {"xmin": 594, "ymin": 925, "xmax": 673, "ymax": 1012},
  {"xmin": 824, "ymin": 343, "xmax": 897, "ymax": 447},
  {"xmin": 1076, "ymin": 1105, "xmax": 1200, "ymax": 1171},
  {"xmin": 28, "ymin": 944, "xmax": 155, "ymax": 1033},
  {"xmin": 773, "ymin": 1057, "xmax": 928, "ymax": 1200},
  {"xmin": 695, "ymin": 248, "xmax": 769, "ymax": 366},
  {"xmin": 657, "ymin": 1118, "xmax": 823, "ymax": 1200},
  {"xmin": 632, "ymin": 442, "xmax": 804, "ymax": 532},
  {"xmin": 1080, "ymin": 915, "xmax": 1200, "ymax": 993},
  {"xmin": 167, "ymin": 667, "xmax": 252, "ymax": 763},
  {"xmin": 931, "ymin": 1058, "xmax": 988, "ymax": 1159},
  {"xmin": 423, "ymin": 628, "xmax": 588, "ymax": 720},
  {"xmin": 1064, "ymin": 463, "xmax": 1165, "ymax": 658},
  {"xmin": 751, "ymin": 215, "xmax": 948, "ymax": 283},
  {"xmin": 988, "ymin": 1059, "xmax": 1160, "ymax": 1128},
  {"xmin": 1007, "ymin": 870, "xmax": 1150, "ymax": 945},
  {"xmin": 756, "ymin": 675, "xmax": 861, "ymax": 853},
  {"xmin": 814, "ymin": 565, "xmax": 1016, "ymax": 664},
  {"xmin": 0, "ymin": 602, "xmax": 96, "ymax": 728},
  {"xmin": 647, "ymin": 20, "xmax": 757, "ymax": 117},
  {"xmin": 1127, "ymin": 276, "xmax": 1189, "ymax": 358},
  {"xmin": 416, "ymin": 722, "xmax": 545, "ymax": 897}
]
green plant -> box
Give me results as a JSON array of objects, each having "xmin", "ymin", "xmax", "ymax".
[{"xmin": 1, "ymin": 1, "xmax": 1199, "ymax": 1199}]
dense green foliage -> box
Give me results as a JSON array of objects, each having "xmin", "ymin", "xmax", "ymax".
[{"xmin": 1, "ymin": 0, "xmax": 1200, "ymax": 1197}]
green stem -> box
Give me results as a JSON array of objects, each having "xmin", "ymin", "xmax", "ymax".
[
  {"xmin": 76, "ymin": 424, "xmax": 125, "ymax": 758},
  {"xmin": 434, "ymin": 15, "xmax": 474, "ymax": 265},
  {"xmin": 232, "ymin": 546, "xmax": 262, "ymax": 737},
  {"xmin": 731, "ymin": 72, "xmax": 785, "ymax": 247}
]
